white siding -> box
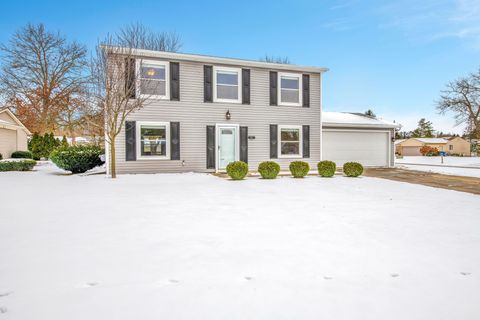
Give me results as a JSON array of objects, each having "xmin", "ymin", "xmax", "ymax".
[{"xmin": 115, "ymin": 60, "xmax": 321, "ymax": 174}]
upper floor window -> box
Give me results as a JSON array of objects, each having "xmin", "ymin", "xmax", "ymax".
[
  {"xmin": 138, "ymin": 60, "xmax": 170, "ymax": 99},
  {"xmin": 213, "ymin": 66, "xmax": 241, "ymax": 103},
  {"xmin": 278, "ymin": 72, "xmax": 302, "ymax": 106}
]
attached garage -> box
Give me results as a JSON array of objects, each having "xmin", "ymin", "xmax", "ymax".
[
  {"xmin": 322, "ymin": 112, "xmax": 398, "ymax": 167},
  {"xmin": 0, "ymin": 108, "xmax": 31, "ymax": 158}
]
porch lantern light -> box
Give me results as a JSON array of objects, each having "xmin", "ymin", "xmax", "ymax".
[{"xmin": 225, "ymin": 110, "xmax": 231, "ymax": 120}]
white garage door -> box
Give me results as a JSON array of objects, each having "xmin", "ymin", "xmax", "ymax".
[{"xmin": 322, "ymin": 130, "xmax": 390, "ymax": 167}]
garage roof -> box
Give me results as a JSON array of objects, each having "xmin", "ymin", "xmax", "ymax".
[{"xmin": 322, "ymin": 112, "xmax": 399, "ymax": 129}]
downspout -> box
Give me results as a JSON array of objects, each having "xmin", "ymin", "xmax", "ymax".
[{"xmin": 319, "ymin": 72, "xmax": 323, "ymax": 161}]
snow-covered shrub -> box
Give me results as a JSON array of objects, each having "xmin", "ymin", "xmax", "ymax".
[
  {"xmin": 289, "ymin": 161, "xmax": 310, "ymax": 178},
  {"xmin": 258, "ymin": 161, "xmax": 280, "ymax": 179},
  {"xmin": 317, "ymin": 160, "xmax": 336, "ymax": 177},
  {"xmin": 11, "ymin": 151, "xmax": 33, "ymax": 159},
  {"xmin": 50, "ymin": 145, "xmax": 104, "ymax": 174},
  {"xmin": 226, "ymin": 161, "xmax": 248, "ymax": 180},
  {"xmin": 343, "ymin": 162, "xmax": 363, "ymax": 177},
  {"xmin": 0, "ymin": 159, "xmax": 36, "ymax": 171}
]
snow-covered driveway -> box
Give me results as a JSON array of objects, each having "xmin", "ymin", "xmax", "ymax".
[{"xmin": 1, "ymin": 163, "xmax": 480, "ymax": 320}]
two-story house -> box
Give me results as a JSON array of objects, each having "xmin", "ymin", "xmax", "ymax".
[{"xmin": 105, "ymin": 47, "xmax": 397, "ymax": 175}]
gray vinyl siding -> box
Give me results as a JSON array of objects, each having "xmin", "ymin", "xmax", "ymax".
[{"xmin": 114, "ymin": 60, "xmax": 321, "ymax": 174}]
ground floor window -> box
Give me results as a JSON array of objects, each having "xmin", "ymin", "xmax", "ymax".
[
  {"xmin": 136, "ymin": 121, "xmax": 170, "ymax": 159},
  {"xmin": 278, "ymin": 125, "xmax": 302, "ymax": 158}
]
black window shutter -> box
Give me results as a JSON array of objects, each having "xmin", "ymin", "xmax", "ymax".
[
  {"xmin": 170, "ymin": 122, "xmax": 180, "ymax": 160},
  {"xmin": 242, "ymin": 69, "xmax": 250, "ymax": 104},
  {"xmin": 125, "ymin": 58, "xmax": 136, "ymax": 99},
  {"xmin": 240, "ymin": 126, "xmax": 248, "ymax": 163},
  {"xmin": 270, "ymin": 71, "xmax": 278, "ymax": 106},
  {"xmin": 206, "ymin": 125, "xmax": 216, "ymax": 169},
  {"xmin": 170, "ymin": 62, "xmax": 180, "ymax": 101},
  {"xmin": 302, "ymin": 125, "xmax": 310, "ymax": 158},
  {"xmin": 270, "ymin": 124, "xmax": 278, "ymax": 158},
  {"xmin": 125, "ymin": 121, "xmax": 136, "ymax": 161},
  {"xmin": 204, "ymin": 65, "xmax": 213, "ymax": 103},
  {"xmin": 302, "ymin": 74, "xmax": 310, "ymax": 107}
]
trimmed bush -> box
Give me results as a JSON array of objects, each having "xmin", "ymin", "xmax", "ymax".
[
  {"xmin": 226, "ymin": 161, "xmax": 248, "ymax": 180},
  {"xmin": 258, "ymin": 161, "xmax": 280, "ymax": 179},
  {"xmin": 28, "ymin": 132, "xmax": 62, "ymax": 160},
  {"xmin": 11, "ymin": 151, "xmax": 33, "ymax": 159},
  {"xmin": 317, "ymin": 160, "xmax": 336, "ymax": 177},
  {"xmin": 50, "ymin": 145, "xmax": 104, "ymax": 174},
  {"xmin": 289, "ymin": 161, "xmax": 310, "ymax": 178},
  {"xmin": 343, "ymin": 162, "xmax": 364, "ymax": 177},
  {"xmin": 0, "ymin": 159, "xmax": 36, "ymax": 172}
]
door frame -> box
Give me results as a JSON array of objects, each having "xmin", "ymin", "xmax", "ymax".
[{"xmin": 216, "ymin": 123, "xmax": 240, "ymax": 171}]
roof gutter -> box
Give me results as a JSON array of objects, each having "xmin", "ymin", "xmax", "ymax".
[{"xmin": 101, "ymin": 45, "xmax": 329, "ymax": 74}]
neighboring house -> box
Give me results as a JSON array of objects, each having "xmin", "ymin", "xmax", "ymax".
[
  {"xmin": 105, "ymin": 48, "xmax": 397, "ymax": 174},
  {"xmin": 0, "ymin": 108, "xmax": 31, "ymax": 159},
  {"xmin": 396, "ymin": 137, "xmax": 471, "ymax": 156}
]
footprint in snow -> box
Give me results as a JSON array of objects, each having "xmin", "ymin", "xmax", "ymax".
[
  {"xmin": 323, "ymin": 276, "xmax": 333, "ymax": 280},
  {"xmin": 391, "ymin": 274, "xmax": 399, "ymax": 278},
  {"xmin": 168, "ymin": 279, "xmax": 180, "ymax": 284},
  {"xmin": 0, "ymin": 292, "xmax": 12, "ymax": 298},
  {"xmin": 244, "ymin": 276, "xmax": 253, "ymax": 281},
  {"xmin": 86, "ymin": 282, "xmax": 99, "ymax": 287},
  {"xmin": 0, "ymin": 307, "xmax": 7, "ymax": 314},
  {"xmin": 460, "ymin": 272, "xmax": 471, "ymax": 276}
]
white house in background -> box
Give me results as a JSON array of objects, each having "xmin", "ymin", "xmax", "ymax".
[
  {"xmin": 104, "ymin": 47, "xmax": 398, "ymax": 174},
  {"xmin": 0, "ymin": 108, "xmax": 31, "ymax": 159}
]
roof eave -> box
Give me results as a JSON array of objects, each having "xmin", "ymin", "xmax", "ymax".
[
  {"xmin": 322, "ymin": 122, "xmax": 400, "ymax": 129},
  {"xmin": 101, "ymin": 45, "xmax": 329, "ymax": 74}
]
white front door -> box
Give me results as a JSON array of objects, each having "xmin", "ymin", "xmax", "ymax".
[{"xmin": 218, "ymin": 125, "xmax": 238, "ymax": 170}]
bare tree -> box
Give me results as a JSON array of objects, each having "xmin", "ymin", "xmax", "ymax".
[
  {"xmin": 56, "ymin": 89, "xmax": 87, "ymax": 144},
  {"xmin": 0, "ymin": 23, "xmax": 88, "ymax": 134},
  {"xmin": 437, "ymin": 68, "xmax": 480, "ymax": 139},
  {"xmin": 260, "ymin": 55, "xmax": 291, "ymax": 64},
  {"xmin": 87, "ymin": 24, "xmax": 181, "ymax": 178}
]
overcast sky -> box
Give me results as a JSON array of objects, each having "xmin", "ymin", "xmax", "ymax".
[{"xmin": 1, "ymin": 0, "xmax": 478, "ymax": 134}]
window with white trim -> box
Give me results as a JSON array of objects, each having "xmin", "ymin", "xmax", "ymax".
[
  {"xmin": 213, "ymin": 66, "xmax": 241, "ymax": 103},
  {"xmin": 138, "ymin": 60, "xmax": 169, "ymax": 99},
  {"xmin": 136, "ymin": 122, "xmax": 170, "ymax": 159},
  {"xmin": 279, "ymin": 125, "xmax": 303, "ymax": 157},
  {"xmin": 278, "ymin": 73, "xmax": 302, "ymax": 106}
]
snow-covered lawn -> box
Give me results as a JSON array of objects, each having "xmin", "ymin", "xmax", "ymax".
[
  {"xmin": 396, "ymin": 156, "xmax": 480, "ymax": 177},
  {"xmin": 1, "ymin": 163, "xmax": 480, "ymax": 320},
  {"xmin": 397, "ymin": 156, "xmax": 480, "ymax": 167}
]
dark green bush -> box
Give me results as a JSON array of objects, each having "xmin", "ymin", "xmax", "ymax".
[
  {"xmin": 11, "ymin": 151, "xmax": 33, "ymax": 159},
  {"xmin": 50, "ymin": 145, "xmax": 104, "ymax": 174},
  {"xmin": 258, "ymin": 161, "xmax": 280, "ymax": 179},
  {"xmin": 28, "ymin": 133, "xmax": 63, "ymax": 160},
  {"xmin": 226, "ymin": 161, "xmax": 248, "ymax": 180},
  {"xmin": 317, "ymin": 160, "xmax": 336, "ymax": 177},
  {"xmin": 0, "ymin": 159, "xmax": 36, "ymax": 171},
  {"xmin": 289, "ymin": 161, "xmax": 310, "ymax": 178},
  {"xmin": 343, "ymin": 162, "xmax": 364, "ymax": 177}
]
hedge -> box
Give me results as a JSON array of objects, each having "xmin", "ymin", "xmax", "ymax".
[
  {"xmin": 11, "ymin": 151, "xmax": 33, "ymax": 159},
  {"xmin": 258, "ymin": 161, "xmax": 280, "ymax": 179},
  {"xmin": 226, "ymin": 161, "xmax": 248, "ymax": 180},
  {"xmin": 343, "ymin": 162, "xmax": 364, "ymax": 177},
  {"xmin": 289, "ymin": 161, "xmax": 310, "ymax": 178},
  {"xmin": 0, "ymin": 159, "xmax": 36, "ymax": 172},
  {"xmin": 50, "ymin": 145, "xmax": 104, "ymax": 174},
  {"xmin": 317, "ymin": 160, "xmax": 336, "ymax": 177}
]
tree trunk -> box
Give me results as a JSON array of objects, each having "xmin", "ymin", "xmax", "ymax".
[{"xmin": 110, "ymin": 137, "xmax": 117, "ymax": 178}]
